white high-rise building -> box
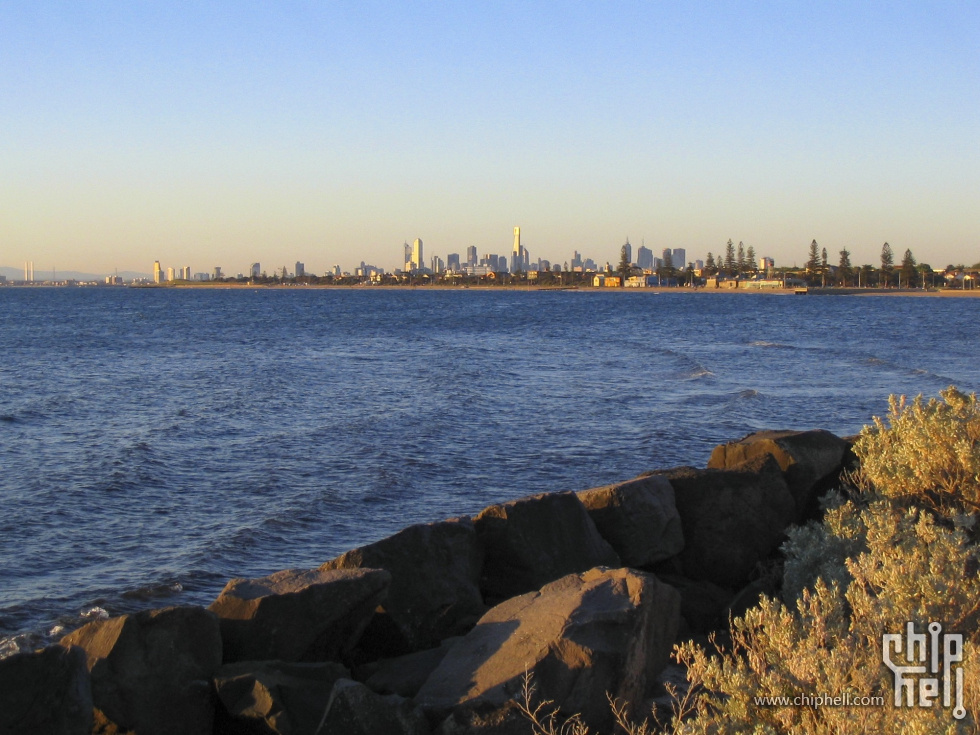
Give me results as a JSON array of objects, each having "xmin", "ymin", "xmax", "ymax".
[
  {"xmin": 153, "ymin": 261, "xmax": 162, "ymax": 284},
  {"xmin": 166, "ymin": 267, "xmax": 176, "ymax": 282},
  {"xmin": 295, "ymin": 261, "xmax": 305, "ymax": 278},
  {"xmin": 511, "ymin": 227, "xmax": 521, "ymax": 272}
]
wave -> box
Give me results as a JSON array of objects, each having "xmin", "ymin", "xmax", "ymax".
[{"xmin": 749, "ymin": 340, "xmax": 794, "ymax": 349}]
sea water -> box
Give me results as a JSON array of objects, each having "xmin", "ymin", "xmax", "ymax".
[{"xmin": 2, "ymin": 287, "xmax": 978, "ymax": 653}]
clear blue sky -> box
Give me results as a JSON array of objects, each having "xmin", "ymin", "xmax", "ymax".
[{"xmin": 2, "ymin": 1, "xmax": 977, "ymax": 275}]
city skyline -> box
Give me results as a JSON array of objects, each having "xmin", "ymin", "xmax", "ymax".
[{"xmin": 2, "ymin": 3, "xmax": 977, "ymax": 274}]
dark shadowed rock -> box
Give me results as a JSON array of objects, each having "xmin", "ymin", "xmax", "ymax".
[
  {"xmin": 213, "ymin": 659, "xmax": 350, "ymax": 735},
  {"xmin": 60, "ymin": 605, "xmax": 221, "ymax": 735},
  {"xmin": 657, "ymin": 455, "xmax": 796, "ymax": 588},
  {"xmin": 707, "ymin": 429, "xmax": 850, "ymax": 520},
  {"xmin": 208, "ymin": 567, "xmax": 390, "ymax": 663},
  {"xmin": 416, "ymin": 567, "xmax": 680, "ymax": 733},
  {"xmin": 359, "ymin": 637, "xmax": 461, "ymax": 698},
  {"xmin": 577, "ymin": 473, "xmax": 684, "ymax": 567},
  {"xmin": 320, "ymin": 519, "xmax": 485, "ymax": 656},
  {"xmin": 657, "ymin": 574, "xmax": 733, "ymax": 634},
  {"xmin": 0, "ymin": 644, "xmax": 92, "ymax": 735},
  {"xmin": 473, "ymin": 491, "xmax": 620, "ymax": 602},
  {"xmin": 319, "ymin": 678, "xmax": 430, "ymax": 735}
]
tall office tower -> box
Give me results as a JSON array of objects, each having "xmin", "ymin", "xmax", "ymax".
[
  {"xmin": 166, "ymin": 267, "xmax": 176, "ymax": 282},
  {"xmin": 673, "ymin": 248, "xmax": 687, "ymax": 270},
  {"xmin": 250, "ymin": 263, "xmax": 261, "ymax": 279},
  {"xmin": 447, "ymin": 253, "xmax": 461, "ymax": 272},
  {"xmin": 183, "ymin": 266, "xmax": 191, "ymax": 280},
  {"xmin": 637, "ymin": 246, "xmax": 653, "ymax": 271},
  {"xmin": 213, "ymin": 266, "xmax": 223, "ymax": 280},
  {"xmin": 662, "ymin": 248, "xmax": 672, "ymax": 265},
  {"xmin": 333, "ymin": 265, "xmax": 341, "ymax": 276},
  {"xmin": 431, "ymin": 255, "xmax": 444, "ymax": 274},
  {"xmin": 466, "ymin": 246, "xmax": 477, "ymax": 267},
  {"xmin": 24, "ymin": 262, "xmax": 34, "ymax": 282},
  {"xmin": 511, "ymin": 227, "xmax": 521, "ymax": 272},
  {"xmin": 623, "ymin": 239, "xmax": 632, "ymax": 265},
  {"xmin": 412, "ymin": 238, "xmax": 423, "ymax": 272},
  {"xmin": 403, "ymin": 242, "xmax": 412, "ymax": 270},
  {"xmin": 153, "ymin": 261, "xmax": 163, "ymax": 284},
  {"xmin": 295, "ymin": 261, "xmax": 305, "ymax": 278}
]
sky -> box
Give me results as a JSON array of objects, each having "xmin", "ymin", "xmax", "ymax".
[{"xmin": 2, "ymin": 1, "xmax": 978, "ymax": 275}]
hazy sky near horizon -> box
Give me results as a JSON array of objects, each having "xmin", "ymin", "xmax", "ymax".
[{"xmin": 2, "ymin": 1, "xmax": 978, "ymax": 275}]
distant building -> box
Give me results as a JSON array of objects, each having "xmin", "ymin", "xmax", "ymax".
[
  {"xmin": 466, "ymin": 246, "xmax": 477, "ymax": 267},
  {"xmin": 166, "ymin": 267, "xmax": 175, "ymax": 282},
  {"xmin": 759, "ymin": 257, "xmax": 774, "ymax": 273},
  {"xmin": 153, "ymin": 261, "xmax": 163, "ymax": 284},
  {"xmin": 637, "ymin": 246, "xmax": 653, "ymax": 271},
  {"xmin": 212, "ymin": 266, "xmax": 223, "ymax": 280},
  {"xmin": 332, "ymin": 265, "xmax": 341, "ymax": 277},
  {"xmin": 447, "ymin": 253, "xmax": 461, "ymax": 272},
  {"xmin": 430, "ymin": 255, "xmax": 444, "ymax": 274},
  {"xmin": 673, "ymin": 248, "xmax": 687, "ymax": 270},
  {"xmin": 623, "ymin": 239, "xmax": 632, "ymax": 265},
  {"xmin": 105, "ymin": 275, "xmax": 122, "ymax": 285},
  {"xmin": 295, "ymin": 261, "xmax": 305, "ymax": 278},
  {"xmin": 250, "ymin": 263, "xmax": 261, "ymax": 279},
  {"xmin": 411, "ymin": 238, "xmax": 424, "ymax": 272},
  {"xmin": 194, "ymin": 273, "xmax": 210, "ymax": 281}
]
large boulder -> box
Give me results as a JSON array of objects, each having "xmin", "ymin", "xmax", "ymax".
[
  {"xmin": 416, "ymin": 567, "xmax": 680, "ymax": 733},
  {"xmin": 209, "ymin": 567, "xmax": 390, "ymax": 663},
  {"xmin": 60, "ymin": 605, "xmax": 222, "ymax": 735},
  {"xmin": 0, "ymin": 644, "xmax": 92, "ymax": 735},
  {"xmin": 473, "ymin": 492, "xmax": 620, "ymax": 602},
  {"xmin": 657, "ymin": 455, "xmax": 796, "ymax": 588},
  {"xmin": 320, "ymin": 518, "xmax": 485, "ymax": 656},
  {"xmin": 707, "ymin": 429, "xmax": 850, "ymax": 520},
  {"xmin": 577, "ymin": 473, "xmax": 684, "ymax": 567},
  {"xmin": 213, "ymin": 659, "xmax": 350, "ymax": 735},
  {"xmin": 318, "ymin": 679, "xmax": 430, "ymax": 735}
]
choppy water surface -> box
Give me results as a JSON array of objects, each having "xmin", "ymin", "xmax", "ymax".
[{"xmin": 2, "ymin": 287, "xmax": 978, "ymax": 652}]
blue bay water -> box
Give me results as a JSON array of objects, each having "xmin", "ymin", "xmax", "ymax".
[{"xmin": 1, "ymin": 287, "xmax": 978, "ymax": 651}]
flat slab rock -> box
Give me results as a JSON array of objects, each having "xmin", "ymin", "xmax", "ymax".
[
  {"xmin": 209, "ymin": 567, "xmax": 391, "ymax": 663},
  {"xmin": 417, "ymin": 566, "xmax": 680, "ymax": 733}
]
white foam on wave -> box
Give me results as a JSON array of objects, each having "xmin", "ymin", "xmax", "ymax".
[{"xmin": 80, "ymin": 606, "xmax": 109, "ymax": 620}]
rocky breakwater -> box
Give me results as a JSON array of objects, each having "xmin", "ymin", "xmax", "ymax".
[{"xmin": 0, "ymin": 429, "xmax": 851, "ymax": 735}]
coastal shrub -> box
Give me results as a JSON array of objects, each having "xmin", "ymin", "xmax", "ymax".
[
  {"xmin": 668, "ymin": 502, "xmax": 980, "ymax": 734},
  {"xmin": 854, "ymin": 386, "xmax": 980, "ymax": 512}
]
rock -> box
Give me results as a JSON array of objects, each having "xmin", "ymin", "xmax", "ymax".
[
  {"xmin": 657, "ymin": 455, "xmax": 796, "ymax": 588},
  {"xmin": 0, "ymin": 644, "xmax": 92, "ymax": 735},
  {"xmin": 320, "ymin": 518, "xmax": 485, "ymax": 656},
  {"xmin": 359, "ymin": 637, "xmax": 461, "ymax": 698},
  {"xmin": 473, "ymin": 492, "xmax": 620, "ymax": 602},
  {"xmin": 577, "ymin": 473, "xmax": 684, "ymax": 567},
  {"xmin": 707, "ymin": 429, "xmax": 850, "ymax": 520},
  {"xmin": 318, "ymin": 678, "xmax": 430, "ymax": 735},
  {"xmin": 416, "ymin": 567, "xmax": 680, "ymax": 733},
  {"xmin": 657, "ymin": 574, "xmax": 732, "ymax": 634},
  {"xmin": 213, "ymin": 659, "xmax": 350, "ymax": 735},
  {"xmin": 60, "ymin": 605, "xmax": 221, "ymax": 735},
  {"xmin": 208, "ymin": 567, "xmax": 390, "ymax": 663}
]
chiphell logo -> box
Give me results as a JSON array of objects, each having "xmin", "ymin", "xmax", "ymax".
[{"xmin": 883, "ymin": 621, "xmax": 965, "ymax": 720}]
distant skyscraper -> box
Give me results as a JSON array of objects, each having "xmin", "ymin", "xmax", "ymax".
[
  {"xmin": 447, "ymin": 253, "xmax": 461, "ymax": 272},
  {"xmin": 250, "ymin": 263, "xmax": 261, "ymax": 279},
  {"xmin": 511, "ymin": 227, "xmax": 521, "ymax": 272},
  {"xmin": 295, "ymin": 261, "xmax": 305, "ymax": 278},
  {"xmin": 411, "ymin": 238, "xmax": 423, "ymax": 272},
  {"xmin": 213, "ymin": 266, "xmax": 223, "ymax": 280},
  {"xmin": 166, "ymin": 267, "xmax": 175, "ymax": 282},
  {"xmin": 466, "ymin": 246, "xmax": 477, "ymax": 267},
  {"xmin": 673, "ymin": 248, "xmax": 687, "ymax": 270},
  {"xmin": 403, "ymin": 241, "xmax": 412, "ymax": 270},
  {"xmin": 431, "ymin": 255, "xmax": 444, "ymax": 273},
  {"xmin": 623, "ymin": 239, "xmax": 632, "ymax": 265},
  {"xmin": 332, "ymin": 265, "xmax": 341, "ymax": 276},
  {"xmin": 637, "ymin": 246, "xmax": 653, "ymax": 271},
  {"xmin": 153, "ymin": 261, "xmax": 162, "ymax": 284}
]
